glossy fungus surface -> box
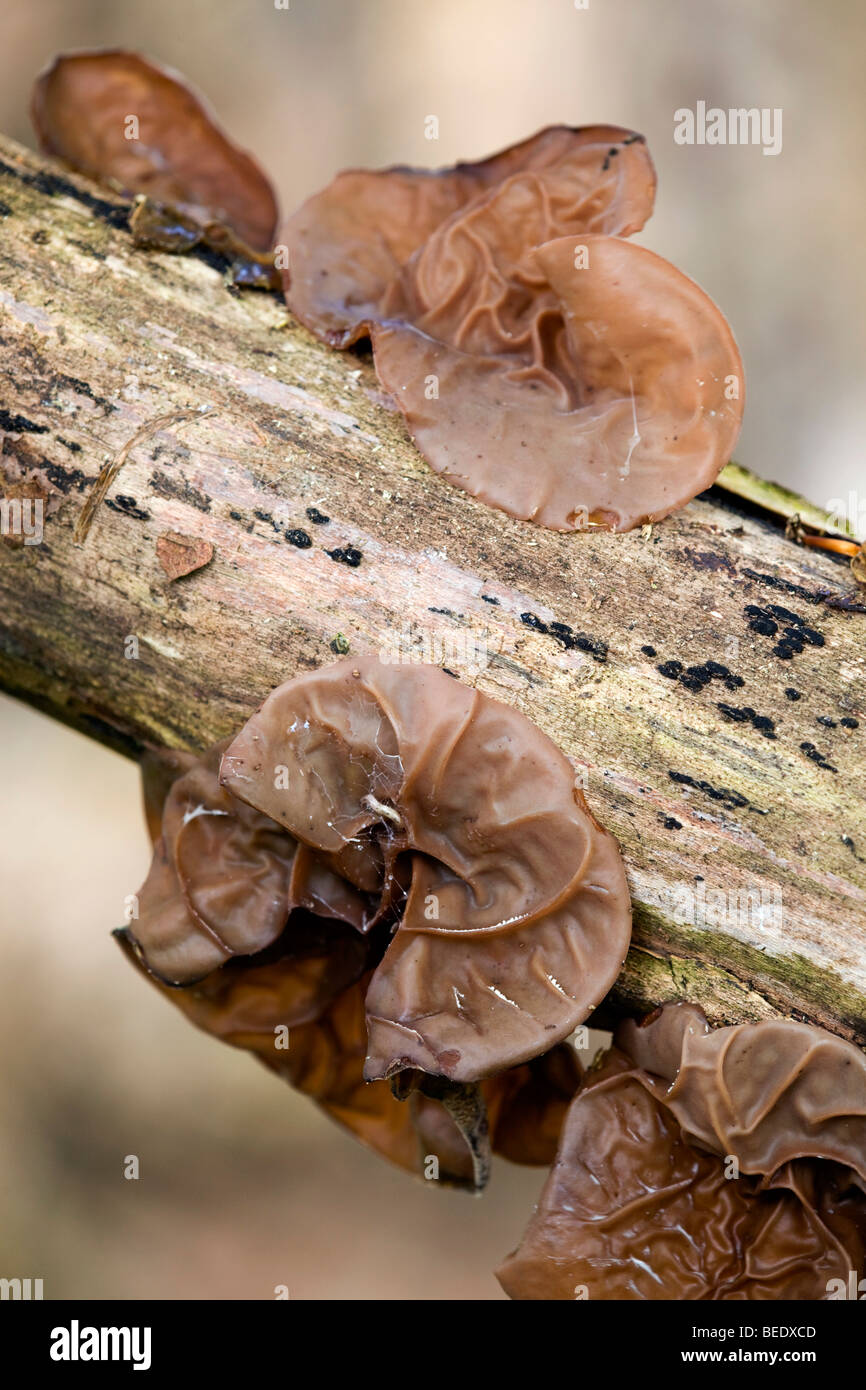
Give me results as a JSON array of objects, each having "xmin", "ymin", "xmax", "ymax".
[
  {"xmin": 283, "ymin": 126, "xmax": 743, "ymax": 530},
  {"xmin": 220, "ymin": 656, "xmax": 632, "ymax": 1083},
  {"xmin": 497, "ymin": 1004, "xmax": 866, "ymax": 1299}
]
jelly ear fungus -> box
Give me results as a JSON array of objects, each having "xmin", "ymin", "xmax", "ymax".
[
  {"xmin": 219, "ymin": 657, "xmax": 632, "ymax": 1085},
  {"xmin": 31, "ymin": 49, "xmax": 278, "ymax": 252},
  {"xmin": 282, "ymin": 125, "xmax": 743, "ymax": 531},
  {"xmin": 118, "ymin": 658, "xmax": 630, "ymax": 1192},
  {"xmin": 497, "ymin": 1003, "xmax": 866, "ymax": 1299}
]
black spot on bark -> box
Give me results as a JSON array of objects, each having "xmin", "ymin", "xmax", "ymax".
[
  {"xmin": 0, "ymin": 410, "xmax": 48, "ymax": 434},
  {"xmin": 106, "ymin": 495, "xmax": 149, "ymax": 520},
  {"xmin": 149, "ymin": 470, "xmax": 212, "ymax": 513},
  {"xmin": 326, "ymin": 546, "xmax": 362, "ymax": 567},
  {"xmin": 800, "ymin": 742, "xmax": 838, "ymax": 773},
  {"xmin": 0, "ymin": 158, "xmax": 130, "ymax": 229},
  {"xmin": 668, "ymin": 769, "xmax": 752, "ymax": 811}
]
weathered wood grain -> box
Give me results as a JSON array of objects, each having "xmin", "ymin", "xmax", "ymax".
[{"xmin": 1, "ymin": 134, "xmax": 864, "ymax": 1040}]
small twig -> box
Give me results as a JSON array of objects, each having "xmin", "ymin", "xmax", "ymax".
[
  {"xmin": 800, "ymin": 534, "xmax": 861, "ymax": 558},
  {"xmin": 73, "ymin": 407, "xmax": 212, "ymax": 544},
  {"xmin": 718, "ymin": 462, "xmax": 862, "ymax": 543}
]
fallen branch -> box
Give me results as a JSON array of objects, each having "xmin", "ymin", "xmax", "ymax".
[{"xmin": 1, "ymin": 133, "xmax": 864, "ymax": 1041}]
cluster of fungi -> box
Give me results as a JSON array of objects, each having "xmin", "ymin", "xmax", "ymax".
[{"xmin": 32, "ymin": 52, "xmax": 866, "ymax": 1299}]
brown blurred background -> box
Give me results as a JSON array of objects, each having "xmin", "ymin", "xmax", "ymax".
[{"xmin": 1, "ymin": 0, "xmax": 864, "ymax": 1299}]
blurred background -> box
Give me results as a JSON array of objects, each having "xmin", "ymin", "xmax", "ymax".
[{"xmin": 1, "ymin": 0, "xmax": 864, "ymax": 1299}]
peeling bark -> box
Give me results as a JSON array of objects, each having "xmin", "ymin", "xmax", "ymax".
[{"xmin": 1, "ymin": 134, "xmax": 864, "ymax": 1041}]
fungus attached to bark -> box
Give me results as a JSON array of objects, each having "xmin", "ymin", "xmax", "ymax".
[
  {"xmin": 122, "ymin": 938, "xmax": 582, "ymax": 1188},
  {"xmin": 120, "ymin": 658, "xmax": 622, "ymax": 1192},
  {"xmin": 283, "ymin": 126, "xmax": 743, "ymax": 531},
  {"xmin": 373, "ymin": 234, "xmax": 743, "ymax": 532},
  {"xmin": 220, "ymin": 656, "xmax": 632, "ymax": 1084},
  {"xmin": 31, "ymin": 50, "xmax": 278, "ymax": 253},
  {"xmin": 497, "ymin": 1003, "xmax": 866, "ymax": 1300}
]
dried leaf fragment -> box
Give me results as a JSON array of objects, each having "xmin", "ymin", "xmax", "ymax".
[{"xmin": 156, "ymin": 530, "xmax": 214, "ymax": 581}]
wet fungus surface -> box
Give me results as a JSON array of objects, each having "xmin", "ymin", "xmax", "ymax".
[
  {"xmin": 119, "ymin": 659, "xmax": 629, "ymax": 1189},
  {"xmin": 497, "ymin": 1003, "xmax": 866, "ymax": 1299},
  {"xmin": 25, "ymin": 48, "xmax": 864, "ymax": 1296},
  {"xmin": 282, "ymin": 126, "xmax": 744, "ymax": 531},
  {"xmin": 219, "ymin": 656, "xmax": 632, "ymax": 1084}
]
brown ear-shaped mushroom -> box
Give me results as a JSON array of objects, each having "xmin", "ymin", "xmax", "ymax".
[
  {"xmin": 116, "ymin": 948, "xmax": 473, "ymax": 1187},
  {"xmin": 497, "ymin": 1006, "xmax": 866, "ymax": 1300},
  {"xmin": 220, "ymin": 657, "xmax": 632, "ymax": 1084},
  {"xmin": 618, "ymin": 1002, "xmax": 866, "ymax": 1189},
  {"xmin": 488, "ymin": 1045, "xmax": 584, "ymax": 1167},
  {"xmin": 282, "ymin": 125, "xmax": 655, "ymax": 347},
  {"xmin": 117, "ymin": 910, "xmax": 369, "ymax": 1040},
  {"xmin": 371, "ymin": 234, "xmax": 743, "ymax": 531},
  {"xmin": 31, "ymin": 50, "xmax": 278, "ymax": 251},
  {"xmin": 126, "ymin": 741, "xmax": 369, "ymax": 986}
]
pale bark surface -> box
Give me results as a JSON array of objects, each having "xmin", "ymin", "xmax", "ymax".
[{"xmin": 1, "ymin": 134, "xmax": 864, "ymax": 1039}]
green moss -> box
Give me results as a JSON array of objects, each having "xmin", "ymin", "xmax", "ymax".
[{"xmin": 614, "ymin": 901, "xmax": 866, "ymax": 1044}]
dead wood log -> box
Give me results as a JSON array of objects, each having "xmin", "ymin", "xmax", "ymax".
[{"xmin": 1, "ymin": 133, "xmax": 864, "ymax": 1041}]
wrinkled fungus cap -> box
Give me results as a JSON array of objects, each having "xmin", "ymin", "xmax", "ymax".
[
  {"xmin": 31, "ymin": 50, "xmax": 278, "ymax": 251},
  {"xmin": 220, "ymin": 656, "xmax": 632, "ymax": 1084},
  {"xmin": 283, "ymin": 126, "xmax": 742, "ymax": 531},
  {"xmin": 282, "ymin": 125, "xmax": 656, "ymax": 347},
  {"xmin": 619, "ymin": 1001, "xmax": 866, "ymax": 1188},
  {"xmin": 497, "ymin": 1004, "xmax": 866, "ymax": 1300},
  {"xmin": 120, "ymin": 694, "xmax": 601, "ymax": 1189},
  {"xmin": 373, "ymin": 234, "xmax": 743, "ymax": 531}
]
